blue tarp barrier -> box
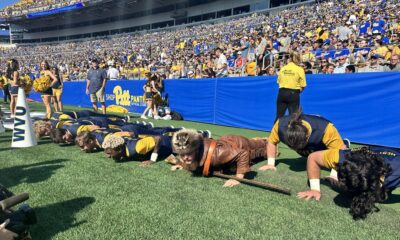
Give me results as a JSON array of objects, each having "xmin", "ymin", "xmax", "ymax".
[{"xmin": 1, "ymin": 73, "xmax": 399, "ymax": 148}]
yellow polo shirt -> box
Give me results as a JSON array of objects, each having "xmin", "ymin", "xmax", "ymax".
[{"xmin": 277, "ymin": 62, "xmax": 306, "ymax": 90}]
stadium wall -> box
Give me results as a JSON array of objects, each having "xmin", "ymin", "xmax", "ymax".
[
  {"xmin": 22, "ymin": 0, "xmax": 267, "ymax": 40},
  {"xmin": 2, "ymin": 73, "xmax": 399, "ymax": 148}
]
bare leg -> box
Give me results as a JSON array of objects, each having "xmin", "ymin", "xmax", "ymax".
[
  {"xmin": 92, "ymin": 102, "xmax": 98, "ymax": 112},
  {"xmin": 10, "ymin": 95, "xmax": 17, "ymax": 116},
  {"xmin": 42, "ymin": 95, "xmax": 52, "ymax": 116},
  {"xmin": 57, "ymin": 95, "xmax": 63, "ymax": 112},
  {"xmin": 101, "ymin": 103, "xmax": 106, "ymax": 114},
  {"xmin": 52, "ymin": 96, "xmax": 59, "ymax": 112}
]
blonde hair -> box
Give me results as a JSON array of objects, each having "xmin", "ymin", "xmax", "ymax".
[
  {"xmin": 289, "ymin": 51, "xmax": 302, "ymax": 66},
  {"xmin": 33, "ymin": 120, "xmax": 51, "ymax": 139},
  {"xmin": 102, "ymin": 135, "xmax": 125, "ymax": 149}
]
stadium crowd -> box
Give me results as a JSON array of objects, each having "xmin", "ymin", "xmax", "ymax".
[
  {"xmin": 0, "ymin": 0, "xmax": 88, "ymax": 18},
  {"xmin": 0, "ymin": 0, "xmax": 400, "ymax": 81}
]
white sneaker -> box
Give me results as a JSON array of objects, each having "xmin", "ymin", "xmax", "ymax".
[
  {"xmin": 141, "ymin": 115, "xmax": 148, "ymax": 119},
  {"xmin": 154, "ymin": 115, "xmax": 161, "ymax": 120}
]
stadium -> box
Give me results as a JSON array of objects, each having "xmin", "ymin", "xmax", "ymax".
[{"xmin": 0, "ymin": 0, "xmax": 399, "ymax": 239}]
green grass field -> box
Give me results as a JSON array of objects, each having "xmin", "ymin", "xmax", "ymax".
[{"xmin": 0, "ymin": 102, "xmax": 399, "ymax": 239}]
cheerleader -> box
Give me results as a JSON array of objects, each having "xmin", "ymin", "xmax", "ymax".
[
  {"xmin": 51, "ymin": 66, "xmax": 63, "ymax": 112},
  {"xmin": 6, "ymin": 59, "xmax": 19, "ymax": 118},
  {"xmin": 40, "ymin": 60, "xmax": 58, "ymax": 116},
  {"xmin": 141, "ymin": 73, "xmax": 160, "ymax": 119}
]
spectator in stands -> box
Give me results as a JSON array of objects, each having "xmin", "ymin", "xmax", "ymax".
[
  {"xmin": 373, "ymin": 40, "xmax": 389, "ymax": 59},
  {"xmin": 275, "ymin": 51, "xmax": 306, "ymax": 122},
  {"xmin": 107, "ymin": 65, "xmax": 120, "ymax": 80},
  {"xmin": 264, "ymin": 66, "xmax": 276, "ymax": 76},
  {"xmin": 359, "ymin": 55, "xmax": 387, "ymax": 73},
  {"xmin": 326, "ymin": 64, "xmax": 335, "ymax": 74},
  {"xmin": 386, "ymin": 54, "xmax": 400, "ymax": 72},
  {"xmin": 215, "ymin": 48, "xmax": 228, "ymax": 78},
  {"xmin": 333, "ymin": 56, "xmax": 349, "ymax": 74},
  {"xmin": 235, "ymin": 36, "xmax": 250, "ymax": 60},
  {"xmin": 302, "ymin": 62, "xmax": 313, "ymax": 74},
  {"xmin": 86, "ymin": 59, "xmax": 107, "ymax": 114},
  {"xmin": 318, "ymin": 58, "xmax": 329, "ymax": 74},
  {"xmin": 345, "ymin": 65, "xmax": 356, "ymax": 73}
]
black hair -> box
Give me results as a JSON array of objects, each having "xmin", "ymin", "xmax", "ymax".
[
  {"xmin": 303, "ymin": 62, "xmax": 312, "ymax": 70},
  {"xmin": 338, "ymin": 148, "xmax": 391, "ymax": 220},
  {"xmin": 41, "ymin": 60, "xmax": 51, "ymax": 71},
  {"xmin": 50, "ymin": 128, "xmax": 68, "ymax": 144},
  {"xmin": 6, "ymin": 59, "xmax": 19, "ymax": 79},
  {"xmin": 284, "ymin": 110, "xmax": 308, "ymax": 151},
  {"xmin": 345, "ymin": 65, "xmax": 356, "ymax": 73}
]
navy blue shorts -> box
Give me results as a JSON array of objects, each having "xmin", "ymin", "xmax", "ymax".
[{"xmin": 10, "ymin": 85, "xmax": 19, "ymax": 95}]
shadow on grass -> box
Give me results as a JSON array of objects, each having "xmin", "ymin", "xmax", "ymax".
[
  {"xmin": 31, "ymin": 197, "xmax": 96, "ymax": 240},
  {"xmin": 37, "ymin": 139, "xmax": 54, "ymax": 145},
  {"xmin": 0, "ymin": 139, "xmax": 11, "ymax": 143},
  {"xmin": 333, "ymin": 192, "xmax": 352, "ymax": 208},
  {"xmin": 0, "ymin": 159, "xmax": 69, "ymax": 188},
  {"xmin": 277, "ymin": 157, "xmax": 306, "ymax": 172},
  {"xmin": 0, "ymin": 147, "xmax": 13, "ymax": 152},
  {"xmin": 383, "ymin": 193, "xmax": 400, "ymax": 204}
]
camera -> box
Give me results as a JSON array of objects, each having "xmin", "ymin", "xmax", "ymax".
[{"xmin": 0, "ymin": 185, "xmax": 37, "ymax": 240}]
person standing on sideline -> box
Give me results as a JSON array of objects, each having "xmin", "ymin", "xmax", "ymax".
[
  {"xmin": 51, "ymin": 66, "xmax": 63, "ymax": 112},
  {"xmin": 275, "ymin": 51, "xmax": 306, "ymax": 122},
  {"xmin": 86, "ymin": 59, "xmax": 107, "ymax": 114},
  {"xmin": 40, "ymin": 60, "xmax": 59, "ymax": 117},
  {"xmin": 6, "ymin": 59, "xmax": 19, "ymax": 118}
]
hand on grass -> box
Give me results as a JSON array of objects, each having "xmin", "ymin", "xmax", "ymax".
[
  {"xmin": 297, "ymin": 190, "xmax": 321, "ymax": 201},
  {"xmin": 140, "ymin": 160, "xmax": 154, "ymax": 167},
  {"xmin": 171, "ymin": 165, "xmax": 183, "ymax": 171},
  {"xmin": 258, "ymin": 165, "xmax": 277, "ymax": 171},
  {"xmin": 223, "ymin": 179, "xmax": 240, "ymax": 187},
  {"xmin": 0, "ymin": 219, "xmax": 18, "ymax": 240}
]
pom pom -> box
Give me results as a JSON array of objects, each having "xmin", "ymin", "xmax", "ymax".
[{"xmin": 33, "ymin": 75, "xmax": 51, "ymax": 93}]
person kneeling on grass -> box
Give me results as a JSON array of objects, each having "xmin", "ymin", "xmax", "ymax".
[
  {"xmin": 101, "ymin": 135, "xmax": 173, "ymax": 166},
  {"xmin": 171, "ymin": 129, "xmax": 268, "ymax": 187},
  {"xmin": 78, "ymin": 127, "xmax": 211, "ymax": 153},
  {"xmin": 120, "ymin": 124, "xmax": 211, "ymax": 138},
  {"xmin": 50, "ymin": 117, "xmax": 125, "ymax": 144},
  {"xmin": 297, "ymin": 146, "xmax": 400, "ymax": 220},
  {"xmin": 48, "ymin": 110, "xmax": 129, "ymax": 122},
  {"xmin": 76, "ymin": 129, "xmax": 134, "ymax": 152},
  {"xmin": 259, "ymin": 111, "xmax": 349, "ymax": 180}
]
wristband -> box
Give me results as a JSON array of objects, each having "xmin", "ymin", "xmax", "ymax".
[
  {"xmin": 309, "ymin": 179, "xmax": 320, "ymax": 192},
  {"xmin": 330, "ymin": 169, "xmax": 338, "ymax": 178},
  {"xmin": 267, "ymin": 157, "xmax": 275, "ymax": 166},
  {"xmin": 150, "ymin": 153, "xmax": 158, "ymax": 162}
]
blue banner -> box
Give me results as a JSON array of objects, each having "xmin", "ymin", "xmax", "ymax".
[
  {"xmin": 27, "ymin": 3, "xmax": 84, "ymax": 18},
  {"xmin": 2, "ymin": 73, "xmax": 399, "ymax": 148}
]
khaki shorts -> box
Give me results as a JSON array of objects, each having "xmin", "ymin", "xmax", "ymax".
[
  {"xmin": 90, "ymin": 88, "xmax": 105, "ymax": 103},
  {"xmin": 52, "ymin": 88, "xmax": 63, "ymax": 97}
]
